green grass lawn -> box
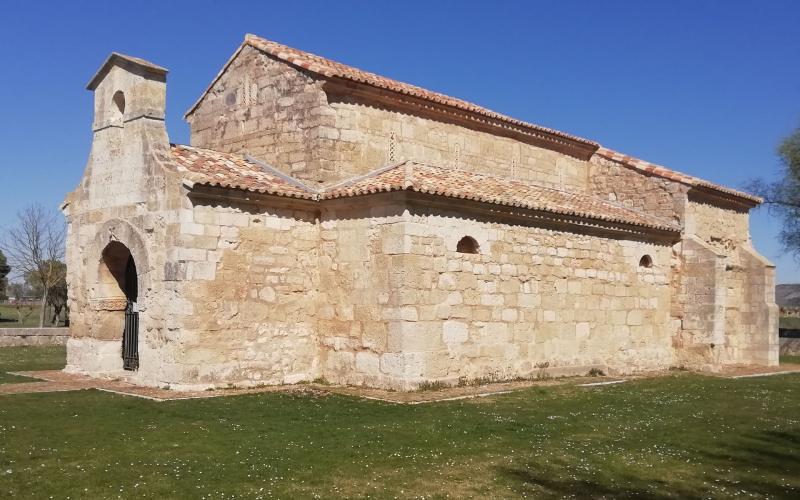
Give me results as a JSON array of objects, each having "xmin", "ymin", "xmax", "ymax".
[
  {"xmin": 779, "ymin": 316, "xmax": 800, "ymax": 330},
  {"xmin": 0, "ymin": 304, "xmax": 67, "ymax": 328},
  {"xmin": 0, "ymin": 348, "xmax": 799, "ymax": 498},
  {"xmin": 0, "ymin": 304, "xmax": 42, "ymax": 328},
  {"xmin": 781, "ymin": 354, "xmax": 800, "ymax": 365},
  {"xmin": 0, "ymin": 346, "xmax": 66, "ymax": 384}
]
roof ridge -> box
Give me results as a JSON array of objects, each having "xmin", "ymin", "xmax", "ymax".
[
  {"xmin": 184, "ymin": 34, "xmax": 597, "ymax": 152},
  {"xmin": 322, "ymin": 160, "xmax": 411, "ymax": 192},
  {"xmin": 244, "ymin": 154, "xmax": 320, "ymax": 195}
]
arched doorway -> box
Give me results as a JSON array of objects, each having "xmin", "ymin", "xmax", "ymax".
[{"xmin": 100, "ymin": 241, "xmax": 139, "ymax": 371}]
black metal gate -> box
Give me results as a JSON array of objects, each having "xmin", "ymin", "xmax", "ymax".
[
  {"xmin": 122, "ymin": 299, "xmax": 139, "ymax": 371},
  {"xmin": 121, "ymin": 255, "xmax": 139, "ymax": 371}
]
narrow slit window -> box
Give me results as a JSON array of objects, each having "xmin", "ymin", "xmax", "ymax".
[{"xmin": 112, "ymin": 90, "xmax": 125, "ymax": 118}]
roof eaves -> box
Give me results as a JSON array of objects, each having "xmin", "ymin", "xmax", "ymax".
[
  {"xmin": 189, "ymin": 181, "xmax": 319, "ymax": 202},
  {"xmin": 87, "ymin": 52, "xmax": 168, "ymax": 90},
  {"xmin": 594, "ymin": 147, "xmax": 762, "ymax": 205}
]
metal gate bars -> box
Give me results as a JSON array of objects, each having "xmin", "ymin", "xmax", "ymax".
[{"xmin": 122, "ymin": 300, "xmax": 139, "ymax": 371}]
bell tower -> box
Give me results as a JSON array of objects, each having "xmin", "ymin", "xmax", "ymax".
[
  {"xmin": 87, "ymin": 52, "xmax": 168, "ymax": 133},
  {"xmin": 81, "ymin": 53, "xmax": 170, "ymax": 209}
]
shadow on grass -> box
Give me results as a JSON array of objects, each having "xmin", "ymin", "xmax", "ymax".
[
  {"xmin": 498, "ymin": 466, "xmax": 688, "ymax": 499},
  {"xmin": 496, "ymin": 428, "xmax": 800, "ymax": 498}
]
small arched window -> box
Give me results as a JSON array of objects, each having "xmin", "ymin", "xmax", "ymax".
[
  {"xmin": 456, "ymin": 236, "xmax": 480, "ymax": 254},
  {"xmin": 112, "ymin": 90, "xmax": 126, "ymax": 118},
  {"xmin": 639, "ymin": 255, "xmax": 653, "ymax": 268}
]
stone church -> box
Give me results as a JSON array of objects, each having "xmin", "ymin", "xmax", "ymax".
[{"xmin": 63, "ymin": 34, "xmax": 778, "ymax": 390}]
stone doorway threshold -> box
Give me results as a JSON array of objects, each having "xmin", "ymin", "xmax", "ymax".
[{"xmin": 2, "ymin": 365, "xmax": 798, "ymax": 403}]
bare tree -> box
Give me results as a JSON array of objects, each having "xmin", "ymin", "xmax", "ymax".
[{"xmin": 2, "ymin": 204, "xmax": 66, "ymax": 327}]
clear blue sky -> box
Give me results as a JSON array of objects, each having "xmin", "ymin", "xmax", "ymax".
[{"xmin": 1, "ymin": 1, "xmax": 799, "ymax": 280}]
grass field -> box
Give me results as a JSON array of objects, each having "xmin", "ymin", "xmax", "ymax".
[
  {"xmin": 0, "ymin": 347, "xmax": 799, "ymax": 498},
  {"xmin": 0, "ymin": 304, "xmax": 67, "ymax": 328},
  {"xmin": 781, "ymin": 354, "xmax": 800, "ymax": 364},
  {"xmin": 0, "ymin": 346, "xmax": 66, "ymax": 384},
  {"xmin": 779, "ymin": 316, "xmax": 800, "ymax": 330},
  {"xmin": 0, "ymin": 304, "xmax": 41, "ymax": 328}
]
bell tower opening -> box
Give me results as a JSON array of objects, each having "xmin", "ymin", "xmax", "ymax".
[{"xmin": 112, "ymin": 90, "xmax": 126, "ymax": 121}]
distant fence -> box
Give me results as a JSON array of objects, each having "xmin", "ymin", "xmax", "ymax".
[
  {"xmin": 0, "ymin": 328, "xmax": 69, "ymax": 347},
  {"xmin": 0, "ymin": 299, "xmax": 42, "ymax": 306}
]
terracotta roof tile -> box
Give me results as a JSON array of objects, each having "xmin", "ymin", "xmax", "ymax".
[
  {"xmin": 170, "ymin": 144, "xmax": 315, "ymax": 200},
  {"xmin": 182, "ymin": 35, "xmax": 754, "ymax": 205},
  {"xmin": 169, "ymin": 145, "xmax": 677, "ymax": 232},
  {"xmin": 594, "ymin": 147, "xmax": 761, "ymax": 204},
  {"xmin": 323, "ymin": 162, "xmax": 680, "ymax": 232}
]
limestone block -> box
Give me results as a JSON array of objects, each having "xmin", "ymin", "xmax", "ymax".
[
  {"xmin": 380, "ymin": 352, "xmax": 426, "ymax": 377},
  {"xmin": 480, "ymin": 294, "xmax": 504, "ymax": 306},
  {"xmin": 258, "ymin": 286, "xmax": 277, "ymax": 302},
  {"xmin": 355, "ymin": 351, "xmax": 380, "ymax": 375},
  {"xmin": 501, "ymin": 309, "xmax": 518, "ymax": 322},
  {"xmin": 442, "ymin": 320, "xmax": 468, "ymax": 344},
  {"xmin": 219, "ymin": 212, "xmax": 250, "ymax": 227},
  {"xmin": 387, "ymin": 321, "xmax": 442, "ymax": 352},
  {"xmin": 626, "ymin": 310, "xmax": 643, "ymax": 326},
  {"xmin": 191, "ymin": 262, "xmax": 217, "ymax": 281}
]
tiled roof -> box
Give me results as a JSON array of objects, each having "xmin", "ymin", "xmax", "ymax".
[
  {"xmin": 184, "ymin": 34, "xmax": 597, "ymax": 151},
  {"xmin": 323, "ymin": 161, "xmax": 679, "ymax": 232},
  {"xmin": 594, "ymin": 147, "xmax": 762, "ymax": 204},
  {"xmin": 170, "ymin": 144, "xmax": 316, "ymax": 200},
  {"xmin": 182, "ymin": 34, "xmax": 756, "ymax": 205},
  {"xmin": 170, "ymin": 144, "xmax": 678, "ymax": 233}
]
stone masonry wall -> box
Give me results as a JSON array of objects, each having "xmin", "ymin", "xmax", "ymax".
[
  {"xmin": 589, "ymin": 156, "xmax": 687, "ymax": 224},
  {"xmin": 676, "ymin": 196, "xmax": 777, "ymax": 367},
  {"xmin": 685, "ymin": 197, "xmax": 750, "ymax": 254},
  {"xmin": 65, "ymin": 62, "xmax": 183, "ymax": 385},
  {"xmin": 316, "ymin": 198, "xmax": 407, "ymax": 388},
  {"xmin": 325, "ymin": 93, "xmax": 590, "ymax": 189},
  {"xmin": 187, "ymin": 46, "xmax": 334, "ymax": 187},
  {"xmin": 317, "ymin": 196, "xmax": 676, "ymax": 389},
  {"xmin": 722, "ymin": 245, "xmax": 779, "ymax": 366},
  {"xmin": 671, "ymin": 237, "xmax": 726, "ymax": 368},
  {"xmin": 187, "ymin": 47, "xmax": 591, "ymax": 190},
  {"xmin": 166, "ymin": 196, "xmax": 321, "ymax": 389}
]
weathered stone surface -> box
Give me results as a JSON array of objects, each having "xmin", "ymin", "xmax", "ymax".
[{"xmin": 63, "ymin": 38, "xmax": 778, "ymax": 392}]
